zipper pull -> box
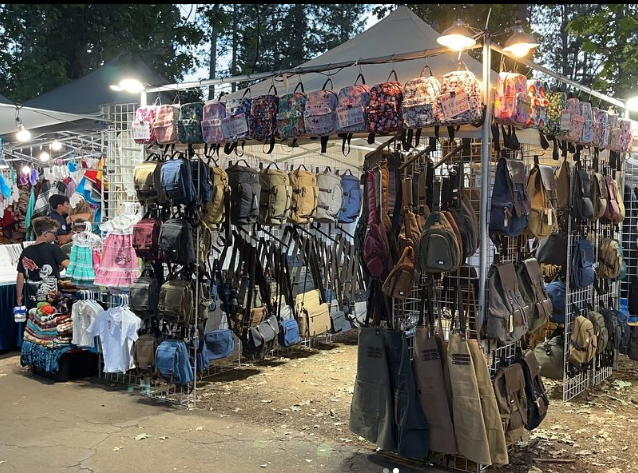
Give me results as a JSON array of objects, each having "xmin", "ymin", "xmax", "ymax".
[
  {"xmin": 503, "ymin": 208, "xmax": 509, "ymax": 228},
  {"xmin": 509, "ymin": 314, "xmax": 515, "ymax": 333}
]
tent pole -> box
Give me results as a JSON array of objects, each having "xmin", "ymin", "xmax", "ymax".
[{"xmin": 478, "ymin": 32, "xmax": 492, "ymax": 333}]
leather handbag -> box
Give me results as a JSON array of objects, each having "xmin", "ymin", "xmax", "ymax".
[{"xmin": 536, "ymin": 232, "xmax": 568, "ymax": 266}]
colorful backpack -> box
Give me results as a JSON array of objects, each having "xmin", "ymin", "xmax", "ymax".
[
  {"xmin": 402, "ymin": 66, "xmax": 441, "ymax": 129},
  {"xmin": 544, "ymin": 91, "xmax": 568, "ymax": 136},
  {"xmin": 304, "ymin": 79, "xmax": 339, "ymax": 152},
  {"xmin": 277, "ymin": 82, "xmax": 307, "ymax": 143},
  {"xmin": 608, "ymin": 113, "xmax": 621, "ymax": 151},
  {"xmin": 565, "ymin": 97, "xmax": 583, "ymax": 142},
  {"xmin": 527, "ymin": 79, "xmax": 549, "ymax": 129},
  {"xmin": 336, "ymin": 74, "xmax": 371, "ymax": 153},
  {"xmin": 153, "ymin": 104, "xmax": 180, "ymax": 145},
  {"xmin": 367, "ymin": 70, "xmax": 404, "ymax": 138},
  {"xmin": 579, "ymin": 101, "xmax": 595, "ymax": 145},
  {"xmin": 222, "ymin": 89, "xmax": 252, "ymax": 143},
  {"xmin": 202, "ymin": 94, "xmax": 228, "ymax": 146},
  {"xmin": 595, "ymin": 108, "xmax": 610, "ymax": 149},
  {"xmin": 437, "ymin": 70, "xmax": 483, "ymax": 126},
  {"xmin": 177, "ymin": 102, "xmax": 204, "ymax": 144},
  {"xmin": 619, "ymin": 118, "xmax": 634, "ymax": 152},
  {"xmin": 494, "ymin": 72, "xmax": 529, "ymax": 127},
  {"xmin": 132, "ymin": 105, "xmax": 158, "ymax": 145},
  {"xmin": 249, "ymin": 85, "xmax": 279, "ymax": 153}
]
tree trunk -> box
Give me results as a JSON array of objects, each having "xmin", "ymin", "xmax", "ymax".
[
  {"xmin": 208, "ymin": 23, "xmax": 217, "ymax": 99},
  {"xmin": 231, "ymin": 4, "xmax": 238, "ymax": 92}
]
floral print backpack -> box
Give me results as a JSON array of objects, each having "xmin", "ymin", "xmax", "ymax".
[
  {"xmin": 527, "ymin": 79, "xmax": 549, "ymax": 130},
  {"xmin": 436, "ymin": 69, "xmax": 483, "ymax": 126},
  {"xmin": 132, "ymin": 105, "xmax": 158, "ymax": 145},
  {"xmin": 202, "ymin": 93, "xmax": 228, "ymax": 147},
  {"xmin": 222, "ymin": 89, "xmax": 252, "ymax": 153},
  {"xmin": 249, "ymin": 85, "xmax": 279, "ymax": 153},
  {"xmin": 493, "ymin": 72, "xmax": 529, "ymax": 127},
  {"xmin": 277, "ymin": 82, "xmax": 307, "ymax": 144},
  {"xmin": 402, "ymin": 67, "xmax": 441, "ymax": 130},
  {"xmin": 367, "ymin": 70, "xmax": 404, "ymax": 140},
  {"xmin": 153, "ymin": 104, "xmax": 180, "ymax": 145},
  {"xmin": 177, "ymin": 102, "xmax": 204, "ymax": 144}
]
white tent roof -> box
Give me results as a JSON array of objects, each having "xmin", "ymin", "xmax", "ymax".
[{"xmin": 232, "ymin": 6, "xmax": 492, "ymax": 98}]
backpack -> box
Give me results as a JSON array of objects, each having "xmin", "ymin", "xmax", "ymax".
[
  {"xmin": 587, "ymin": 310, "xmax": 608, "ymax": 355},
  {"xmin": 381, "ymin": 246, "xmax": 415, "ymax": 299},
  {"xmin": 527, "ymin": 80, "xmax": 549, "ymax": 129},
  {"xmin": 227, "ymin": 160, "xmax": 261, "ymax": 226},
  {"xmin": 436, "ymin": 70, "xmax": 483, "ymax": 126},
  {"xmin": 155, "ymin": 339, "xmax": 193, "ymax": 384},
  {"xmin": 158, "ymin": 219, "xmax": 195, "ymax": 265},
  {"xmin": 565, "ymin": 97, "xmax": 584, "ymax": 142},
  {"xmin": 526, "ymin": 163, "xmax": 557, "ymax": 238},
  {"xmin": 402, "ymin": 68, "xmax": 441, "ymax": 129},
  {"xmin": 177, "ymin": 102, "xmax": 204, "ymax": 144},
  {"xmin": 516, "ymin": 258, "xmax": 552, "ymax": 332},
  {"xmin": 132, "ymin": 105, "xmax": 158, "ymax": 145},
  {"xmin": 571, "ymin": 167, "xmax": 594, "ymax": 220},
  {"xmin": 367, "ymin": 71, "xmax": 404, "ymax": 138},
  {"xmin": 458, "ymin": 194, "xmax": 479, "ymax": 259},
  {"xmin": 160, "ymin": 158, "xmax": 197, "ymax": 205},
  {"xmin": 336, "ymin": 75, "xmax": 371, "ymax": 153},
  {"xmin": 338, "ymin": 171, "xmax": 362, "ymax": 223},
  {"xmin": 568, "ymin": 314, "xmax": 597, "ymax": 373},
  {"xmin": 571, "ymin": 238, "xmax": 595, "ymax": 289},
  {"xmin": 130, "ymin": 271, "xmax": 160, "ymax": 318},
  {"xmin": 614, "ymin": 177, "xmax": 625, "ymax": 224},
  {"xmin": 258, "ymin": 164, "xmax": 291, "ymax": 226},
  {"xmin": 494, "ymin": 72, "xmax": 530, "ymax": 127},
  {"xmin": 315, "ymin": 168, "xmax": 343, "ymax": 223},
  {"xmin": 628, "ymin": 327, "xmax": 638, "ymax": 362},
  {"xmin": 486, "ymin": 262, "xmax": 530, "ymax": 344},
  {"xmin": 202, "ymin": 97, "xmax": 228, "ymax": 145},
  {"xmin": 608, "ymin": 113, "xmax": 621, "ymax": 151},
  {"xmin": 132, "ymin": 218, "xmax": 162, "ymax": 260},
  {"xmin": 610, "ymin": 307, "xmax": 632, "ymax": 354},
  {"xmin": 249, "ymin": 86, "xmax": 279, "ymax": 152},
  {"xmin": 597, "ymin": 237, "xmax": 622, "ymax": 280},
  {"xmin": 517, "ymin": 350, "xmax": 549, "ymax": 431},
  {"xmin": 222, "ymin": 89, "xmax": 252, "ymax": 142},
  {"xmin": 418, "ymin": 194, "xmax": 461, "ymax": 274},
  {"xmin": 493, "ymin": 363, "xmax": 528, "ymax": 445},
  {"xmin": 304, "ymin": 80, "xmax": 339, "ymax": 152},
  {"xmin": 543, "ymin": 91, "xmax": 568, "ymax": 136},
  {"xmin": 153, "ymin": 104, "xmax": 180, "ymax": 145},
  {"xmin": 602, "ymin": 176, "xmax": 621, "ymax": 222},
  {"xmin": 489, "ymin": 158, "xmax": 530, "ymax": 237},
  {"xmin": 277, "ymin": 83, "xmax": 307, "ymax": 142},
  {"xmin": 202, "ymin": 165, "xmax": 229, "ymax": 230},
  {"xmin": 134, "ymin": 333, "xmax": 158, "ymax": 374},
  {"xmin": 288, "ymin": 168, "xmax": 318, "ymax": 224},
  {"xmin": 191, "ymin": 159, "xmax": 213, "ymax": 204},
  {"xmin": 158, "ymin": 280, "xmax": 193, "ymax": 325},
  {"xmin": 579, "ymin": 101, "xmax": 595, "ymax": 145},
  {"xmin": 591, "ymin": 172, "xmax": 608, "ymax": 221},
  {"xmin": 594, "ymin": 108, "xmax": 610, "ymax": 149},
  {"xmin": 619, "ymin": 118, "xmax": 634, "ymax": 152},
  {"xmin": 134, "ymin": 159, "xmax": 166, "ymax": 205},
  {"xmin": 546, "ymin": 280, "xmax": 566, "ymax": 323}
]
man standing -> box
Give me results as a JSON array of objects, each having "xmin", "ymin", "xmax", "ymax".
[
  {"xmin": 48, "ymin": 195, "xmax": 74, "ymax": 245},
  {"xmin": 16, "ymin": 217, "xmax": 70, "ymax": 309}
]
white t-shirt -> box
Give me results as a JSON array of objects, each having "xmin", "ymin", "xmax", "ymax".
[
  {"xmin": 71, "ymin": 301, "xmax": 101, "ymax": 347},
  {"xmin": 87, "ymin": 307, "xmax": 141, "ymax": 373}
]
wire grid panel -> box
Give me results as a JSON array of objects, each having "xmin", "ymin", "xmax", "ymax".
[
  {"xmin": 621, "ymin": 157, "xmax": 638, "ymax": 324},
  {"xmin": 104, "ymin": 103, "xmax": 142, "ymax": 221}
]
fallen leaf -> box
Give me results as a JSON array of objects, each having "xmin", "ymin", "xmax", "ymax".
[
  {"xmin": 159, "ymin": 436, "xmax": 169, "ymax": 440},
  {"xmin": 261, "ymin": 400, "xmax": 273, "ymax": 404},
  {"xmin": 134, "ymin": 433, "xmax": 150, "ymax": 441},
  {"xmin": 260, "ymin": 464, "xmax": 268, "ymax": 468},
  {"xmin": 196, "ymin": 426, "xmax": 204, "ymax": 431},
  {"xmin": 306, "ymin": 459, "xmax": 313, "ymax": 463}
]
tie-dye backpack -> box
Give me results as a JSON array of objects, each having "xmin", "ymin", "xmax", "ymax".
[
  {"xmin": 277, "ymin": 82, "xmax": 307, "ymax": 144},
  {"xmin": 202, "ymin": 93, "xmax": 228, "ymax": 147}
]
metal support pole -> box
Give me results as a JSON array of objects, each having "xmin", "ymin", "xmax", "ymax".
[{"xmin": 478, "ymin": 32, "xmax": 492, "ymax": 330}]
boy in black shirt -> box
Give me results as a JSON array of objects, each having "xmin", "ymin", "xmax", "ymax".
[{"xmin": 16, "ymin": 217, "xmax": 70, "ymax": 309}]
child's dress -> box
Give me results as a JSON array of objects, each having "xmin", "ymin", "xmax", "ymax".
[
  {"xmin": 66, "ymin": 230, "xmax": 101, "ymax": 285},
  {"xmin": 94, "ymin": 215, "xmax": 140, "ymax": 287}
]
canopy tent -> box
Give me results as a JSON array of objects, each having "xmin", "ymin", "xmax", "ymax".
[{"xmin": 0, "ymin": 93, "xmax": 11, "ymax": 105}]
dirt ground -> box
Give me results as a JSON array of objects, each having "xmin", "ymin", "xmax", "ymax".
[{"xmin": 196, "ymin": 333, "xmax": 638, "ymax": 473}]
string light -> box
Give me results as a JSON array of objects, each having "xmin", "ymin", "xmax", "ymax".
[{"xmin": 51, "ymin": 140, "xmax": 62, "ymax": 151}]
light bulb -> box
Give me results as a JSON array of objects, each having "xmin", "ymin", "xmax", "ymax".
[
  {"xmin": 110, "ymin": 78, "xmax": 144, "ymax": 93},
  {"xmin": 626, "ymin": 96, "xmax": 638, "ymax": 112},
  {"xmin": 51, "ymin": 140, "xmax": 62, "ymax": 151},
  {"xmin": 39, "ymin": 151, "xmax": 50, "ymax": 162},
  {"xmin": 21, "ymin": 165, "xmax": 31, "ymax": 175},
  {"xmin": 506, "ymin": 44, "xmax": 533, "ymax": 58},
  {"xmin": 16, "ymin": 125, "xmax": 31, "ymax": 142}
]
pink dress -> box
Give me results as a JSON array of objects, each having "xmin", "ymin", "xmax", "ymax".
[{"xmin": 94, "ymin": 215, "xmax": 140, "ymax": 287}]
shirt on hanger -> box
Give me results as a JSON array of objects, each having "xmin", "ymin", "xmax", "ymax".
[
  {"xmin": 87, "ymin": 307, "xmax": 141, "ymax": 373},
  {"xmin": 71, "ymin": 300, "xmax": 101, "ymax": 347}
]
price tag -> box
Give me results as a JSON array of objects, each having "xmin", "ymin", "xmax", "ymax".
[
  {"xmin": 440, "ymin": 91, "xmax": 470, "ymax": 119},
  {"xmin": 221, "ymin": 115, "xmax": 248, "ymax": 139},
  {"xmin": 131, "ymin": 121, "xmax": 151, "ymax": 140},
  {"xmin": 337, "ymin": 106, "xmax": 365, "ymax": 128}
]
